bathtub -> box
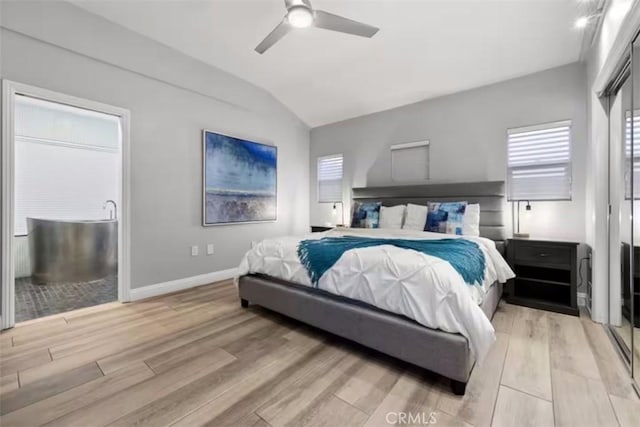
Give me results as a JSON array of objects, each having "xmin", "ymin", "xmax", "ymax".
[{"xmin": 27, "ymin": 217, "xmax": 117, "ymax": 283}]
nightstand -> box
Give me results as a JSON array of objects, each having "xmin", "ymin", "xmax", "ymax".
[{"xmin": 505, "ymin": 238, "xmax": 579, "ymax": 316}]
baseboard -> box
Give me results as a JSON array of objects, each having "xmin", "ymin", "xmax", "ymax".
[
  {"xmin": 577, "ymin": 292, "xmax": 587, "ymax": 307},
  {"xmin": 129, "ymin": 268, "xmax": 238, "ymax": 301}
]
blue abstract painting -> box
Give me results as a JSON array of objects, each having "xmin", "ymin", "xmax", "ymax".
[{"xmin": 203, "ymin": 130, "xmax": 277, "ymax": 225}]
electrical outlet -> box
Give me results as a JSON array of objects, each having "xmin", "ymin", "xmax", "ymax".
[
  {"xmin": 191, "ymin": 245, "xmax": 199, "ymax": 256},
  {"xmin": 207, "ymin": 244, "xmax": 214, "ymax": 255}
]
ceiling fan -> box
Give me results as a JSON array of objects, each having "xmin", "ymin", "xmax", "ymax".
[{"xmin": 255, "ymin": 0, "xmax": 379, "ymax": 54}]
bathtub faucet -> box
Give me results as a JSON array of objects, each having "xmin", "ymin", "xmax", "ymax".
[{"xmin": 103, "ymin": 200, "xmax": 118, "ymax": 220}]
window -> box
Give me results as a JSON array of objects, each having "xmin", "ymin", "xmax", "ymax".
[
  {"xmin": 507, "ymin": 120, "xmax": 572, "ymax": 201},
  {"xmin": 14, "ymin": 95, "xmax": 121, "ymax": 236},
  {"xmin": 391, "ymin": 140, "xmax": 429, "ymax": 182},
  {"xmin": 625, "ymin": 112, "xmax": 640, "ymax": 199},
  {"xmin": 317, "ymin": 154, "xmax": 343, "ymax": 203}
]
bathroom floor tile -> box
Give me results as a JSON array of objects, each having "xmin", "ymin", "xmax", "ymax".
[{"xmin": 14, "ymin": 276, "xmax": 117, "ymax": 322}]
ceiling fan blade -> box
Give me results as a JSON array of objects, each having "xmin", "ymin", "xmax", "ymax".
[
  {"xmin": 255, "ymin": 18, "xmax": 291, "ymax": 54},
  {"xmin": 313, "ymin": 10, "xmax": 379, "ymax": 38}
]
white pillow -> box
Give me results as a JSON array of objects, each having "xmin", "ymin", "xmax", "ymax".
[
  {"xmin": 463, "ymin": 203, "xmax": 480, "ymax": 236},
  {"xmin": 379, "ymin": 205, "xmax": 406, "ymax": 229},
  {"xmin": 403, "ymin": 203, "xmax": 429, "ymax": 230}
]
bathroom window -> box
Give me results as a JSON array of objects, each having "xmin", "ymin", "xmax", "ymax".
[{"xmin": 13, "ymin": 95, "xmax": 121, "ymax": 236}]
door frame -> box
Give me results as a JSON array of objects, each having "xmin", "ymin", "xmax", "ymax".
[{"xmin": 1, "ymin": 80, "xmax": 131, "ymax": 329}]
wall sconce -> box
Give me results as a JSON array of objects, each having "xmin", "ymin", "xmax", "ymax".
[{"xmin": 514, "ymin": 200, "xmax": 532, "ymax": 238}]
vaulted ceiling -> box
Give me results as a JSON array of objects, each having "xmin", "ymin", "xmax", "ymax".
[{"xmin": 73, "ymin": 0, "xmax": 590, "ymax": 127}]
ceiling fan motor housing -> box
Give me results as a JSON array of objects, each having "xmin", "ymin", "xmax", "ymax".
[{"xmin": 285, "ymin": 0, "xmax": 313, "ymax": 11}]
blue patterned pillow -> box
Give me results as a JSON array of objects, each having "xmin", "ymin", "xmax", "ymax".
[
  {"xmin": 425, "ymin": 202, "xmax": 467, "ymax": 235},
  {"xmin": 351, "ymin": 202, "xmax": 381, "ymax": 228}
]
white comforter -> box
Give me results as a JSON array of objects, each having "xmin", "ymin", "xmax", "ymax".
[{"xmin": 237, "ymin": 228, "xmax": 514, "ymax": 361}]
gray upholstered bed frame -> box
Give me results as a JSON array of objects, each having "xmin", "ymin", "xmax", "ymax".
[
  {"xmin": 352, "ymin": 180, "xmax": 508, "ymax": 249},
  {"xmin": 238, "ymin": 181, "xmax": 508, "ymax": 395}
]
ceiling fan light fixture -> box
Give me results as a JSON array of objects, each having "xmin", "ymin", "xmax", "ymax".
[
  {"xmin": 288, "ymin": 6, "xmax": 313, "ymax": 28},
  {"xmin": 574, "ymin": 15, "xmax": 590, "ymax": 28},
  {"xmin": 255, "ymin": 0, "xmax": 379, "ymax": 54}
]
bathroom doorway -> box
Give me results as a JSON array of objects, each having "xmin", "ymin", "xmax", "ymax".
[{"xmin": 1, "ymin": 81, "xmax": 131, "ymax": 328}]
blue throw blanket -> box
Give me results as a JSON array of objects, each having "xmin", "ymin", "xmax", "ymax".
[{"xmin": 297, "ymin": 236, "xmax": 485, "ymax": 287}]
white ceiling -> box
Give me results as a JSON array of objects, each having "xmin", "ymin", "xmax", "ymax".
[{"xmin": 72, "ymin": 0, "xmax": 588, "ymax": 127}]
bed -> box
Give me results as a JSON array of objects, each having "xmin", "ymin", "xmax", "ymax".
[{"xmin": 237, "ymin": 181, "xmax": 511, "ymax": 395}]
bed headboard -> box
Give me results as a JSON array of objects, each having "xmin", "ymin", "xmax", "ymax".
[{"xmin": 351, "ymin": 181, "xmax": 508, "ymax": 243}]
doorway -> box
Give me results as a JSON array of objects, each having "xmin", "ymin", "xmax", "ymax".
[{"xmin": 1, "ymin": 81, "xmax": 131, "ymax": 328}]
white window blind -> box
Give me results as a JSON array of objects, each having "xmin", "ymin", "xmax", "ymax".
[
  {"xmin": 14, "ymin": 95, "xmax": 121, "ymax": 236},
  {"xmin": 391, "ymin": 140, "xmax": 429, "ymax": 182},
  {"xmin": 625, "ymin": 112, "xmax": 640, "ymax": 199},
  {"xmin": 317, "ymin": 154, "xmax": 343, "ymax": 203},
  {"xmin": 507, "ymin": 120, "xmax": 572, "ymax": 201}
]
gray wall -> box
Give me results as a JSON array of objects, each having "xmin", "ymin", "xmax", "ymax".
[
  {"xmin": 0, "ymin": 1, "xmax": 310, "ymax": 294},
  {"xmin": 310, "ymin": 62, "xmax": 588, "ymax": 246}
]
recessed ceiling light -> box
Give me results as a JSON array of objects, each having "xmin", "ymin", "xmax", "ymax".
[{"xmin": 575, "ymin": 16, "xmax": 590, "ymax": 28}]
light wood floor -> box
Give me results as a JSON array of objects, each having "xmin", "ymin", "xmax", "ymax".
[
  {"xmin": 612, "ymin": 316, "xmax": 640, "ymax": 373},
  {"xmin": 1, "ymin": 280, "xmax": 639, "ymax": 427}
]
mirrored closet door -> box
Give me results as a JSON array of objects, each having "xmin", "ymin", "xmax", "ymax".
[
  {"xmin": 607, "ymin": 35, "xmax": 640, "ymax": 390},
  {"xmin": 608, "ymin": 58, "xmax": 632, "ymax": 366},
  {"xmin": 631, "ymin": 35, "xmax": 640, "ymax": 382}
]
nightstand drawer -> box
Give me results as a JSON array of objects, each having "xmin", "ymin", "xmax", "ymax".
[
  {"xmin": 514, "ymin": 244, "xmax": 571, "ymax": 267},
  {"xmin": 310, "ymin": 226, "xmax": 333, "ymax": 233}
]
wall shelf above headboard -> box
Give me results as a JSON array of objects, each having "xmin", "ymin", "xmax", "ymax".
[{"xmin": 352, "ymin": 181, "xmax": 507, "ymax": 242}]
